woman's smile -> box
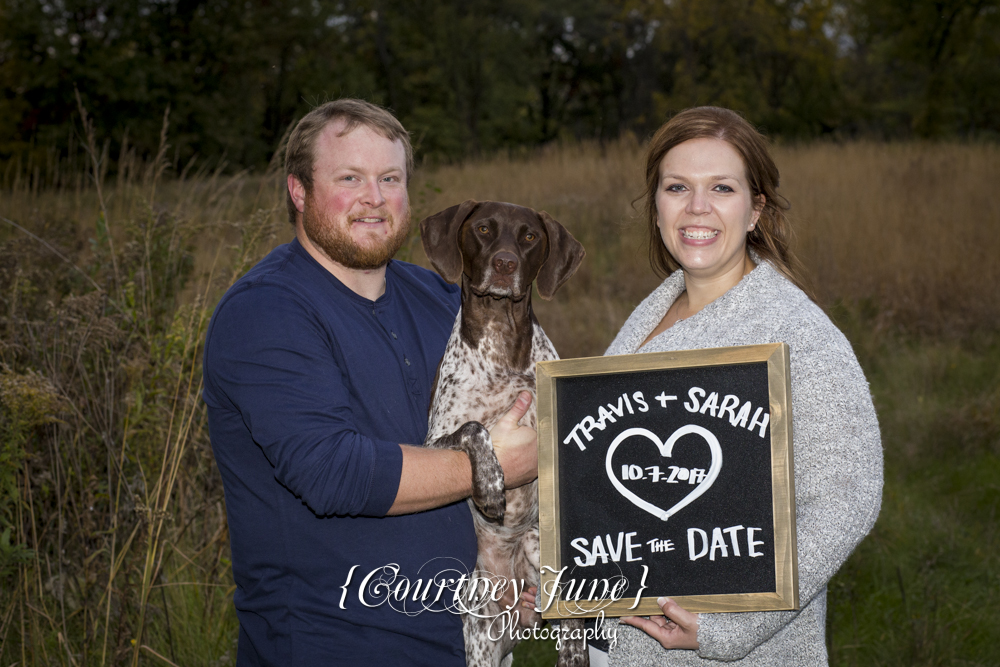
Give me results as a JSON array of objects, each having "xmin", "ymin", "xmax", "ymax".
[{"xmin": 680, "ymin": 227, "xmax": 720, "ymax": 241}]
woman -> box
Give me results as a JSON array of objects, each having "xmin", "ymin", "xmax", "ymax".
[{"xmin": 601, "ymin": 107, "xmax": 883, "ymax": 665}]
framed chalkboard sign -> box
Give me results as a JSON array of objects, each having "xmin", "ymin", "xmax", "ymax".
[{"xmin": 536, "ymin": 343, "xmax": 797, "ymax": 619}]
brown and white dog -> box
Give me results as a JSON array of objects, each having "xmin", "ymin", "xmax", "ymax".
[{"xmin": 420, "ymin": 200, "xmax": 589, "ymax": 667}]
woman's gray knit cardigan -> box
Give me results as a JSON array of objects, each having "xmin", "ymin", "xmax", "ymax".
[{"xmin": 604, "ymin": 261, "xmax": 883, "ymax": 666}]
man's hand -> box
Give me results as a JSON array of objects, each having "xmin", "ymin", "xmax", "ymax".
[
  {"xmin": 620, "ymin": 597, "xmax": 700, "ymax": 650},
  {"xmin": 388, "ymin": 391, "xmax": 537, "ymax": 515},
  {"xmin": 490, "ymin": 391, "xmax": 538, "ymax": 488}
]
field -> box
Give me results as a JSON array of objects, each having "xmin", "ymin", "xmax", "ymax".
[{"xmin": 1, "ymin": 136, "xmax": 998, "ymax": 666}]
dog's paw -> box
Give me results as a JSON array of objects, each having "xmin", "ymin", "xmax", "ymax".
[
  {"xmin": 459, "ymin": 422, "xmax": 506, "ymax": 522},
  {"xmin": 473, "ymin": 476, "xmax": 506, "ymax": 522}
]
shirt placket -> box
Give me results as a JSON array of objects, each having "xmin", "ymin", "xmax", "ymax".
[{"xmin": 370, "ymin": 302, "xmax": 422, "ymax": 400}]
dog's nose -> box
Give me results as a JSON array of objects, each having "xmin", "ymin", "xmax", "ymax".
[{"xmin": 492, "ymin": 251, "xmax": 518, "ymax": 276}]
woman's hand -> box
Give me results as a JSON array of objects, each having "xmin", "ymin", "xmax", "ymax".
[{"xmin": 620, "ymin": 597, "xmax": 700, "ymax": 650}]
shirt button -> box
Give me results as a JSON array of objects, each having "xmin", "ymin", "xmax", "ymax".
[
  {"xmin": 404, "ymin": 357, "xmax": 411, "ymax": 366},
  {"xmin": 391, "ymin": 331, "xmax": 397, "ymax": 339}
]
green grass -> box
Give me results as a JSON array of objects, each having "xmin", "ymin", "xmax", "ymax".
[
  {"xmin": 825, "ymin": 317, "xmax": 1000, "ymax": 667},
  {"xmin": 513, "ymin": 636, "xmax": 561, "ymax": 665}
]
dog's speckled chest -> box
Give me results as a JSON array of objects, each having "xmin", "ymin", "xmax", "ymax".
[{"xmin": 427, "ymin": 314, "xmax": 558, "ymax": 441}]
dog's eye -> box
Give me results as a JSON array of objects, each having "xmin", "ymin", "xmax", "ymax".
[
  {"xmin": 477, "ymin": 225, "xmax": 489, "ymax": 234},
  {"xmin": 525, "ymin": 233, "xmax": 536, "ymax": 241}
]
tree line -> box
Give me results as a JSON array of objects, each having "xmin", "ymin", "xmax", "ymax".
[{"xmin": 2, "ymin": 0, "xmax": 998, "ymax": 171}]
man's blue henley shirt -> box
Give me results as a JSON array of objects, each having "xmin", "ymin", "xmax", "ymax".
[{"xmin": 203, "ymin": 238, "xmax": 477, "ymax": 666}]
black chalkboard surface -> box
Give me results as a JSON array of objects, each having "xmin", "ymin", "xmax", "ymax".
[{"xmin": 536, "ymin": 343, "xmax": 797, "ymax": 619}]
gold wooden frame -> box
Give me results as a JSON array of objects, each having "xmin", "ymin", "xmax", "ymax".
[{"xmin": 536, "ymin": 343, "xmax": 798, "ymax": 618}]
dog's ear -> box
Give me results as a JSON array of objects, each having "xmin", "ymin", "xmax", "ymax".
[
  {"xmin": 419, "ymin": 200, "xmax": 480, "ymax": 283},
  {"xmin": 535, "ymin": 210, "xmax": 585, "ymax": 300}
]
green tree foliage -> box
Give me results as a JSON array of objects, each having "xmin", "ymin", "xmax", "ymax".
[
  {"xmin": 844, "ymin": 0, "xmax": 1000, "ymax": 137},
  {"xmin": 1, "ymin": 0, "xmax": 998, "ymax": 172},
  {"xmin": 647, "ymin": 0, "xmax": 846, "ymax": 137}
]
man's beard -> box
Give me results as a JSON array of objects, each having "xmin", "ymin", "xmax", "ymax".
[{"xmin": 302, "ymin": 199, "xmax": 411, "ymax": 271}]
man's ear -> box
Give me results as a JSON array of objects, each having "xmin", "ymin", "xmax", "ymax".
[
  {"xmin": 288, "ymin": 174, "xmax": 307, "ymax": 214},
  {"xmin": 419, "ymin": 200, "xmax": 480, "ymax": 283},
  {"xmin": 536, "ymin": 210, "xmax": 585, "ymax": 300}
]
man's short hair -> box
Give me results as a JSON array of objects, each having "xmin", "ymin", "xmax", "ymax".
[{"xmin": 284, "ymin": 99, "xmax": 414, "ymax": 225}]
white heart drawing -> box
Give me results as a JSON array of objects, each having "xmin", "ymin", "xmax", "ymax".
[{"xmin": 604, "ymin": 425, "xmax": 723, "ymax": 522}]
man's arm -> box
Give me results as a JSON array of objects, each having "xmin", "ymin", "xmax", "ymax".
[
  {"xmin": 207, "ymin": 286, "xmax": 412, "ymax": 518},
  {"xmin": 206, "ymin": 285, "xmax": 537, "ymax": 519},
  {"xmin": 388, "ymin": 391, "xmax": 538, "ymax": 515}
]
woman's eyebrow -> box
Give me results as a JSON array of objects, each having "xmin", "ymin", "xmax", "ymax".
[{"xmin": 660, "ymin": 172, "xmax": 743, "ymax": 181}]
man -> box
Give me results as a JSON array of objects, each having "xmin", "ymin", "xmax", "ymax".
[{"xmin": 203, "ymin": 99, "xmax": 537, "ymax": 665}]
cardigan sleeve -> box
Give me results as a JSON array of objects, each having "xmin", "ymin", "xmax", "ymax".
[{"xmin": 694, "ymin": 324, "xmax": 883, "ymax": 660}]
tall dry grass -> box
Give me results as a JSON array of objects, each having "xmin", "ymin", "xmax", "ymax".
[
  {"xmin": 781, "ymin": 142, "xmax": 1000, "ymax": 336},
  {"xmin": 1, "ymin": 133, "xmax": 998, "ymax": 666},
  {"xmin": 0, "ymin": 113, "xmax": 287, "ymax": 666},
  {"xmin": 413, "ymin": 140, "xmax": 1000, "ymax": 358}
]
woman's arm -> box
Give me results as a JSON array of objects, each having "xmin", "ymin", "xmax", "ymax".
[{"xmin": 693, "ymin": 331, "xmax": 883, "ymax": 660}]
